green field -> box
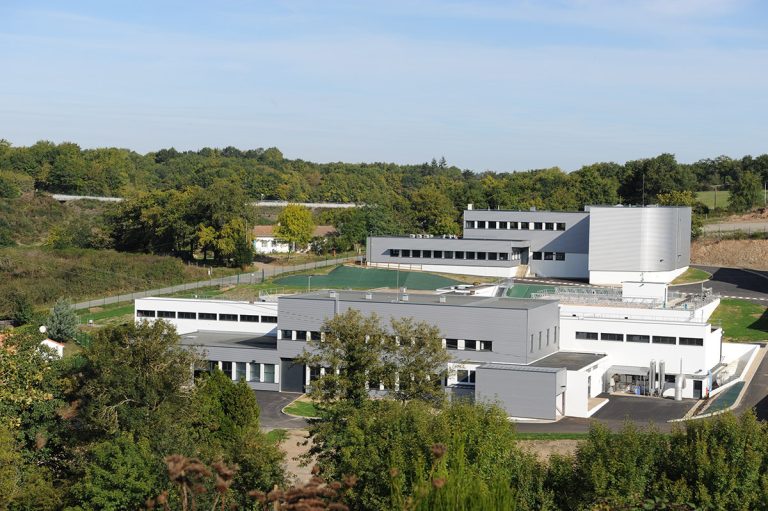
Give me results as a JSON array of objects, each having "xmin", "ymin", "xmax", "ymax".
[
  {"xmin": 697, "ymin": 190, "xmax": 731, "ymax": 210},
  {"xmin": 711, "ymin": 298, "xmax": 768, "ymax": 342},
  {"xmin": 274, "ymin": 265, "xmax": 463, "ymax": 290},
  {"xmin": 671, "ymin": 267, "xmax": 712, "ymax": 285},
  {"xmin": 283, "ymin": 399, "xmax": 319, "ymax": 418},
  {"xmin": 506, "ymin": 284, "xmax": 555, "ymax": 298}
]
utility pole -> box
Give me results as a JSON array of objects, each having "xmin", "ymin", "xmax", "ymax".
[{"xmin": 712, "ymin": 184, "xmax": 721, "ymax": 210}]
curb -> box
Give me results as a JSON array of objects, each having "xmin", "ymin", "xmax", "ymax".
[{"xmin": 281, "ymin": 395, "xmax": 320, "ymax": 420}]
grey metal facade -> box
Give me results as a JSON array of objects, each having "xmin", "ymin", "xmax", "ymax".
[
  {"xmin": 277, "ymin": 291, "xmax": 561, "ymax": 365},
  {"xmin": 462, "ymin": 210, "xmax": 590, "ymax": 253},
  {"xmin": 587, "ymin": 206, "xmax": 692, "ymax": 272},
  {"xmin": 475, "ymin": 364, "xmax": 566, "ymax": 420},
  {"xmin": 366, "ymin": 236, "xmax": 525, "ymax": 268}
]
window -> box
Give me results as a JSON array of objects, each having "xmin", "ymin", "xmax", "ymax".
[
  {"xmin": 653, "ymin": 335, "xmax": 676, "ymax": 345},
  {"xmin": 199, "ymin": 312, "xmax": 217, "ymax": 320},
  {"xmin": 240, "ymin": 314, "xmax": 260, "ymax": 322},
  {"xmin": 445, "ymin": 339, "xmax": 458, "ymax": 350},
  {"xmin": 434, "ymin": 250, "xmax": 443, "ymax": 259},
  {"xmin": 520, "ymin": 222, "xmax": 529, "ymax": 230},
  {"xmin": 498, "ymin": 221, "xmax": 508, "ymax": 229},
  {"xmin": 178, "ymin": 311, "xmax": 196, "ymax": 319},
  {"xmin": 262, "ymin": 364, "xmax": 276, "ymax": 383},
  {"xmin": 477, "ymin": 252, "xmax": 486, "ymax": 260},
  {"xmin": 235, "ymin": 362, "xmax": 247, "ymax": 381},
  {"xmin": 456, "ymin": 369, "xmax": 476, "ymax": 384},
  {"xmin": 455, "ymin": 251, "xmax": 465, "ymax": 259},
  {"xmin": 680, "ymin": 337, "xmax": 704, "ymax": 346},
  {"xmin": 262, "ymin": 315, "xmax": 277, "ymax": 323},
  {"xmin": 136, "ymin": 310, "xmax": 155, "ymax": 318},
  {"xmin": 530, "ymin": 334, "xmax": 534, "ymax": 353},
  {"xmin": 576, "ymin": 331, "xmax": 599, "ymax": 340},
  {"xmin": 422, "ymin": 250, "xmax": 432, "ymax": 258},
  {"xmin": 546, "ymin": 328, "xmax": 550, "ymax": 346},
  {"xmin": 556, "ymin": 222, "xmax": 566, "ymax": 231},
  {"xmin": 556, "ymin": 252, "xmax": 566, "ymax": 261},
  {"xmin": 538, "ymin": 332, "xmax": 542, "ymax": 350},
  {"xmin": 545, "ymin": 222, "xmax": 555, "ymax": 230},
  {"xmin": 309, "ymin": 366, "xmax": 322, "ymax": 382},
  {"xmin": 477, "ymin": 220, "xmax": 486, "ymax": 228},
  {"xmin": 479, "ymin": 340, "xmax": 492, "ymax": 351},
  {"xmin": 311, "ymin": 331, "xmax": 322, "ymax": 341},
  {"xmin": 401, "ymin": 249, "xmax": 411, "ymax": 257},
  {"xmin": 219, "ymin": 314, "xmax": 238, "ymax": 322},
  {"xmin": 544, "ymin": 252, "xmax": 554, "ymax": 260},
  {"xmin": 296, "ymin": 330, "xmax": 308, "ymax": 341},
  {"xmin": 498, "ymin": 253, "xmax": 509, "ymax": 261},
  {"xmin": 248, "ymin": 363, "xmax": 260, "ymax": 382},
  {"xmin": 534, "ymin": 222, "xmax": 543, "ymax": 230},
  {"xmin": 221, "ymin": 361, "xmax": 233, "ymax": 378},
  {"xmin": 157, "ymin": 310, "xmax": 175, "ymax": 318},
  {"xmin": 390, "ymin": 249, "xmax": 400, "ymax": 257},
  {"xmin": 510, "ymin": 222, "xmax": 519, "ymax": 229},
  {"xmin": 601, "ymin": 333, "xmax": 623, "ymax": 341},
  {"xmin": 488, "ymin": 221, "xmax": 497, "ymax": 229},
  {"xmin": 488, "ymin": 252, "xmax": 497, "ymax": 260},
  {"xmin": 627, "ymin": 334, "xmax": 650, "ymax": 343},
  {"xmin": 281, "ymin": 329, "xmax": 293, "ymax": 340},
  {"xmin": 412, "ymin": 250, "xmax": 421, "ymax": 258},
  {"xmin": 466, "ymin": 251, "xmax": 476, "ymax": 260},
  {"xmin": 208, "ymin": 360, "xmax": 219, "ymax": 372},
  {"xmin": 532, "ymin": 252, "xmax": 542, "ymax": 260},
  {"xmin": 464, "ymin": 340, "xmax": 477, "ymax": 351},
  {"xmin": 554, "ymin": 326, "xmax": 559, "ymax": 344},
  {"xmin": 465, "ymin": 220, "xmax": 475, "ymax": 229}
]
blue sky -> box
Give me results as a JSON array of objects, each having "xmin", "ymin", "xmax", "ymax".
[{"xmin": 1, "ymin": 0, "xmax": 767, "ymax": 171}]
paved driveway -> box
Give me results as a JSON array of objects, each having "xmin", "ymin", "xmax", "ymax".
[
  {"xmin": 674, "ymin": 265, "xmax": 768, "ymax": 301},
  {"xmin": 254, "ymin": 391, "xmax": 309, "ymax": 430}
]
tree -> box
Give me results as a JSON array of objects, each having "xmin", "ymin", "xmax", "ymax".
[
  {"xmin": 655, "ymin": 190, "xmax": 703, "ymax": 239},
  {"xmin": 66, "ymin": 433, "xmax": 163, "ymax": 511},
  {"xmin": 274, "ymin": 204, "xmax": 315, "ymax": 253},
  {"xmin": 728, "ymin": 171, "xmax": 761, "ymax": 212},
  {"xmin": 46, "ymin": 298, "xmax": 78, "ymax": 342},
  {"xmin": 8, "ymin": 291, "xmax": 34, "ymax": 326},
  {"xmin": 74, "ymin": 320, "xmax": 200, "ymax": 436},
  {"xmin": 298, "ymin": 310, "xmax": 450, "ymax": 408}
]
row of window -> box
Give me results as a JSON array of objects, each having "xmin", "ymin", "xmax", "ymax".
[
  {"xmin": 280, "ymin": 330, "xmax": 323, "ymax": 341},
  {"xmin": 575, "ymin": 331, "xmax": 704, "ymax": 346},
  {"xmin": 136, "ymin": 310, "xmax": 277, "ymax": 323},
  {"xmin": 531, "ymin": 327, "xmax": 558, "ymax": 352},
  {"xmin": 208, "ymin": 360, "xmax": 277, "ymax": 383},
  {"xmin": 445, "ymin": 339, "xmax": 492, "ymax": 351},
  {"xmin": 532, "ymin": 252, "xmax": 566, "ymax": 261},
  {"xmin": 389, "ymin": 249, "xmax": 519, "ymax": 261},
  {"xmin": 465, "ymin": 220, "xmax": 566, "ymax": 231}
]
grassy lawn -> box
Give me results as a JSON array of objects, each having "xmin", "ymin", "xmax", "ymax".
[
  {"xmin": 264, "ymin": 429, "xmax": 288, "ymax": 443},
  {"xmin": 671, "ymin": 267, "xmax": 712, "ymax": 285},
  {"xmin": 697, "ymin": 190, "xmax": 731, "ymax": 210},
  {"xmin": 283, "ymin": 399, "xmax": 320, "ymax": 418},
  {"xmin": 78, "ymin": 303, "xmax": 135, "ymax": 323},
  {"xmin": 515, "ymin": 432, "xmax": 589, "ymax": 441},
  {"xmin": 711, "ymin": 298, "xmax": 768, "ymax": 342}
]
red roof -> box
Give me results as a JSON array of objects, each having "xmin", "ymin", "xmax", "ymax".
[{"xmin": 252, "ymin": 225, "xmax": 336, "ymax": 237}]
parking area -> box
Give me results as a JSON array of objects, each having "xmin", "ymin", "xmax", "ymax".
[
  {"xmin": 591, "ymin": 394, "xmax": 696, "ymax": 423},
  {"xmin": 253, "ymin": 390, "xmax": 308, "ymax": 430}
]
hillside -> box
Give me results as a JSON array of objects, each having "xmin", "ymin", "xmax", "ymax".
[{"xmin": 691, "ymin": 239, "xmax": 768, "ymax": 270}]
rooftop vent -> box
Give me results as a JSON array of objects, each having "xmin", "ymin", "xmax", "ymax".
[
  {"xmin": 329, "ymin": 291, "xmax": 338, "ymax": 298},
  {"xmin": 467, "ymin": 203, "xmax": 474, "ymax": 210},
  {"xmin": 439, "ymin": 295, "xmax": 447, "ymax": 303},
  {"xmin": 409, "ymin": 233, "xmax": 416, "ymax": 238},
  {"xmin": 401, "ymin": 294, "xmax": 409, "ymax": 301},
  {"xmin": 365, "ymin": 292, "xmax": 373, "ymax": 300}
]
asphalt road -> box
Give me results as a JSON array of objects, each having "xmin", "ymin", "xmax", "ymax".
[
  {"xmin": 734, "ymin": 351, "xmax": 768, "ymax": 420},
  {"xmin": 254, "ymin": 391, "xmax": 309, "ymax": 430},
  {"xmin": 675, "ymin": 265, "xmax": 768, "ymax": 301}
]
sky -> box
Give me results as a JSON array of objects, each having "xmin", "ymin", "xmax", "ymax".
[{"xmin": 1, "ymin": 0, "xmax": 767, "ymax": 172}]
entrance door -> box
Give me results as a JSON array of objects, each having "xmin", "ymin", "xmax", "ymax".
[
  {"xmin": 280, "ymin": 358, "xmax": 305, "ymax": 393},
  {"xmin": 693, "ymin": 380, "xmax": 702, "ymax": 399}
]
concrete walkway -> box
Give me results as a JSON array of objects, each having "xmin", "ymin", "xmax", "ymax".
[{"xmin": 73, "ymin": 256, "xmax": 361, "ymax": 311}]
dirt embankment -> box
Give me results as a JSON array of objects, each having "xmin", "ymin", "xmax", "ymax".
[
  {"xmin": 519, "ymin": 440, "xmax": 582, "ymax": 463},
  {"xmin": 692, "ymin": 239, "xmax": 768, "ymax": 270}
]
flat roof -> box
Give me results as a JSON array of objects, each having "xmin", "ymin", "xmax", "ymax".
[
  {"xmin": 281, "ymin": 290, "xmax": 555, "ymax": 310},
  {"xmin": 530, "ymin": 351, "xmax": 606, "ymax": 371},
  {"xmin": 479, "ymin": 363, "xmax": 563, "ymax": 374},
  {"xmin": 138, "ymin": 297, "xmax": 275, "ymax": 305},
  {"xmin": 180, "ymin": 330, "xmax": 277, "ymax": 350}
]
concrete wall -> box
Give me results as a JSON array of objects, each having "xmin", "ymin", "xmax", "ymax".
[
  {"xmin": 589, "ymin": 267, "xmax": 688, "ymax": 286},
  {"xmin": 135, "ymin": 297, "xmax": 278, "ymax": 335},
  {"xmin": 530, "ymin": 253, "xmax": 589, "ymax": 279},
  {"xmin": 476, "ymin": 365, "xmax": 566, "ymax": 420}
]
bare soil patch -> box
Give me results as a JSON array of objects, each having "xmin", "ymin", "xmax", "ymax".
[
  {"xmin": 692, "ymin": 239, "xmax": 768, "ymax": 270},
  {"xmin": 519, "ymin": 439, "xmax": 582, "ymax": 463},
  {"xmin": 279, "ymin": 429, "xmax": 315, "ymax": 485}
]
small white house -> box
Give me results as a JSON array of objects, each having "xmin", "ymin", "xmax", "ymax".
[{"xmin": 252, "ymin": 225, "xmax": 336, "ymax": 254}]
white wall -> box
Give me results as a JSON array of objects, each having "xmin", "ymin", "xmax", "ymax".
[
  {"xmin": 134, "ymin": 297, "xmax": 278, "ymax": 335},
  {"xmin": 589, "ymin": 267, "xmax": 688, "ymax": 285},
  {"xmin": 253, "ymin": 236, "xmax": 291, "ymax": 254},
  {"xmin": 367, "ymin": 262, "xmax": 518, "ymax": 278},
  {"xmin": 529, "ymin": 253, "xmax": 589, "ymax": 279}
]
